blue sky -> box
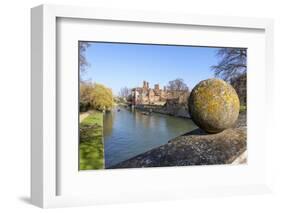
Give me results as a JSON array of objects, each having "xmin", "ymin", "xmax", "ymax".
[{"xmin": 81, "ymin": 42, "xmax": 220, "ymax": 95}]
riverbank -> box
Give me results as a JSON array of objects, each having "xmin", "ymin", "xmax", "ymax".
[
  {"xmin": 134, "ymin": 103, "xmax": 190, "ymax": 118},
  {"xmin": 110, "ymin": 112, "xmax": 247, "ymax": 168},
  {"xmin": 79, "ymin": 110, "xmax": 94, "ymax": 123},
  {"xmin": 79, "ymin": 111, "xmax": 105, "ymax": 170}
]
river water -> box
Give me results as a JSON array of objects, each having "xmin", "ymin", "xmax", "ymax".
[{"xmin": 103, "ymin": 106, "xmax": 197, "ymax": 168}]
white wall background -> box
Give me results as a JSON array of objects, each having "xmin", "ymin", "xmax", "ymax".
[{"xmin": 0, "ymin": 0, "xmax": 280, "ymax": 212}]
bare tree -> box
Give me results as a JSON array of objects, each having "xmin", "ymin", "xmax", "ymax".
[
  {"xmin": 167, "ymin": 78, "xmax": 189, "ymax": 91},
  {"xmin": 230, "ymin": 73, "xmax": 247, "ymax": 105},
  {"xmin": 212, "ymin": 48, "xmax": 247, "ymax": 106},
  {"xmin": 211, "ymin": 48, "xmax": 247, "ymax": 82},
  {"xmin": 79, "ymin": 42, "xmax": 90, "ymax": 74},
  {"xmin": 119, "ymin": 87, "xmax": 131, "ymax": 98}
]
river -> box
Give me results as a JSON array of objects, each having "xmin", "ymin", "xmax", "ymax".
[{"xmin": 103, "ymin": 106, "xmax": 197, "ymax": 168}]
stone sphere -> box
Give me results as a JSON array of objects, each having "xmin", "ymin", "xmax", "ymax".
[{"xmin": 188, "ymin": 78, "xmax": 240, "ymax": 133}]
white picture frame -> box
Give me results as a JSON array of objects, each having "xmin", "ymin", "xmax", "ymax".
[{"xmin": 31, "ymin": 4, "xmax": 274, "ymax": 208}]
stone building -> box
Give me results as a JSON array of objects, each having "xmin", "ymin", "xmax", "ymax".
[{"xmin": 131, "ymin": 80, "xmax": 189, "ymax": 106}]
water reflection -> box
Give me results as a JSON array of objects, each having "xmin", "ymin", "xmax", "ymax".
[
  {"xmin": 103, "ymin": 110, "xmax": 114, "ymax": 138},
  {"xmin": 103, "ymin": 106, "xmax": 197, "ymax": 168}
]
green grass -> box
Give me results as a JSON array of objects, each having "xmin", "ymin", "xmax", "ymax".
[{"xmin": 79, "ymin": 111, "xmax": 104, "ymax": 170}]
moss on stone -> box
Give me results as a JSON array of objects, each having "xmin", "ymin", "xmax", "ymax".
[{"xmin": 188, "ymin": 78, "xmax": 240, "ymax": 133}]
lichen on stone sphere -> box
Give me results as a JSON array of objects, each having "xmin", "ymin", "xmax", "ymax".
[{"xmin": 188, "ymin": 78, "xmax": 240, "ymax": 133}]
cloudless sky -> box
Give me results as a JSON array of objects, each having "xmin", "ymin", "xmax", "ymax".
[{"xmin": 81, "ymin": 42, "xmax": 220, "ymax": 95}]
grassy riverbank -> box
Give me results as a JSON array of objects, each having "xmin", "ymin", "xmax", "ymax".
[{"xmin": 79, "ymin": 111, "xmax": 104, "ymax": 170}]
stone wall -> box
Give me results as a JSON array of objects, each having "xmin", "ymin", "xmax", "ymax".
[
  {"xmin": 135, "ymin": 102, "xmax": 190, "ymax": 118},
  {"xmin": 109, "ymin": 112, "xmax": 246, "ymax": 169}
]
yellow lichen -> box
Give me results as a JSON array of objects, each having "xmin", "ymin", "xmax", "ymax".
[{"xmin": 189, "ymin": 78, "xmax": 240, "ymax": 133}]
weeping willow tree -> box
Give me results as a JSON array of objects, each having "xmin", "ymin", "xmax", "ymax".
[
  {"xmin": 90, "ymin": 83, "xmax": 114, "ymax": 111},
  {"xmin": 212, "ymin": 48, "xmax": 247, "ymax": 105},
  {"xmin": 80, "ymin": 82, "xmax": 114, "ymax": 112}
]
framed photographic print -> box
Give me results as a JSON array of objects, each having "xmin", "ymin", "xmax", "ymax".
[
  {"xmin": 31, "ymin": 4, "xmax": 274, "ymax": 208},
  {"xmin": 78, "ymin": 42, "xmax": 247, "ymax": 170}
]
